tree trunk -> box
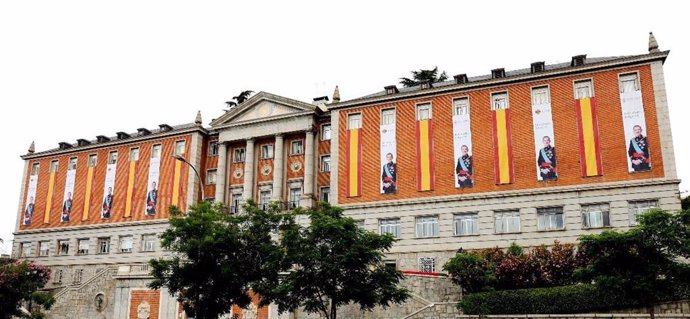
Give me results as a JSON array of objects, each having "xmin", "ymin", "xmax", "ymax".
[
  {"xmin": 330, "ymin": 302, "xmax": 337, "ymax": 319},
  {"xmin": 648, "ymin": 305, "xmax": 655, "ymax": 319}
]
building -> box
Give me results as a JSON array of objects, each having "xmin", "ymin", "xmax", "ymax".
[{"xmin": 11, "ymin": 33, "xmax": 681, "ymax": 318}]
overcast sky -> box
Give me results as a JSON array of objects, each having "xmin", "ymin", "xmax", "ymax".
[{"xmin": 0, "ymin": 1, "xmax": 687, "ymax": 253}]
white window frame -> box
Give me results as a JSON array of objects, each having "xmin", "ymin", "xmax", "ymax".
[
  {"xmin": 628, "ymin": 200, "xmax": 659, "ymax": 226},
  {"xmin": 415, "ymin": 216, "xmax": 439, "ymax": 238},
  {"xmin": 416, "ymin": 102, "xmax": 432, "ymax": 120},
  {"xmin": 320, "ymin": 155, "xmax": 331, "ymax": 172},
  {"xmin": 209, "ymin": 141, "xmax": 219, "ymax": 156},
  {"xmin": 574, "ymin": 79, "xmax": 594, "ymax": 99},
  {"xmin": 88, "ymin": 154, "xmax": 97, "ymax": 168},
  {"xmin": 119, "ymin": 236, "xmax": 133, "ymax": 253},
  {"xmin": 151, "ymin": 144, "xmax": 162, "ymax": 159},
  {"xmin": 50, "ymin": 160, "xmax": 59, "ymax": 173},
  {"xmin": 39, "ymin": 241, "xmax": 49, "ymax": 257},
  {"xmin": 537, "ymin": 207, "xmax": 565, "ymax": 231},
  {"xmin": 453, "ymin": 97, "xmax": 470, "ymax": 116},
  {"xmin": 320, "ymin": 186, "xmax": 330, "ymax": 203},
  {"xmin": 289, "ymin": 188, "xmax": 301, "ymax": 209},
  {"xmin": 98, "ymin": 238, "xmax": 110, "ymax": 254},
  {"xmin": 129, "ymin": 147, "xmax": 140, "ymax": 161},
  {"xmin": 495, "ymin": 211, "xmax": 521, "ymax": 234},
  {"xmin": 321, "ymin": 124, "xmax": 332, "ymax": 140},
  {"xmin": 206, "ymin": 169, "xmax": 217, "ymax": 185},
  {"xmin": 453, "ymin": 213, "xmax": 480, "ymax": 236},
  {"xmin": 619, "ymin": 72, "xmax": 641, "ymax": 93},
  {"xmin": 174, "ymin": 140, "xmax": 186, "ymax": 156},
  {"xmin": 58, "ymin": 240, "xmax": 70, "ymax": 256},
  {"xmin": 348, "ymin": 113, "xmax": 362, "ymax": 129},
  {"xmin": 419, "ymin": 257, "xmax": 436, "ymax": 273},
  {"xmin": 31, "ymin": 163, "xmax": 40, "ymax": 175},
  {"xmin": 491, "ymin": 92, "xmax": 509, "ymax": 110},
  {"xmin": 233, "ymin": 148, "xmax": 246, "ymax": 162},
  {"xmin": 531, "ymin": 86, "xmax": 551, "ymax": 105},
  {"xmin": 231, "ymin": 193, "xmax": 242, "ymax": 214},
  {"xmin": 142, "ymin": 234, "xmax": 156, "ymax": 252},
  {"xmin": 259, "ymin": 190, "xmax": 271, "ymax": 210},
  {"xmin": 381, "ymin": 108, "xmax": 396, "ymax": 125},
  {"xmin": 581, "ymin": 203, "xmax": 611, "ymax": 229},
  {"xmin": 19, "ymin": 242, "xmax": 30, "ymax": 258},
  {"xmin": 290, "ymin": 140, "xmax": 304, "ymax": 155},
  {"xmin": 77, "ymin": 239, "xmax": 90, "ymax": 255},
  {"xmin": 261, "ymin": 144, "xmax": 274, "ymax": 159},
  {"xmin": 108, "ymin": 151, "xmax": 118, "ymax": 165},
  {"xmin": 379, "ymin": 218, "xmax": 401, "ymax": 238},
  {"xmin": 68, "ymin": 157, "xmax": 77, "ymax": 170}
]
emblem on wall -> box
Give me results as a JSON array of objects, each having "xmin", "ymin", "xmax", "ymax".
[
  {"xmin": 290, "ymin": 161, "xmax": 302, "ymax": 172},
  {"xmin": 261, "ymin": 165, "xmax": 272, "ymax": 176},
  {"xmin": 94, "ymin": 293, "xmax": 106, "ymax": 312},
  {"xmin": 233, "ymin": 169, "xmax": 243, "ymax": 179},
  {"xmin": 137, "ymin": 301, "xmax": 151, "ymax": 319}
]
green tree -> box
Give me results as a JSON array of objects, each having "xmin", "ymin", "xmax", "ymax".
[
  {"xmin": 225, "ymin": 90, "xmax": 254, "ymax": 108},
  {"xmin": 443, "ymin": 252, "xmax": 496, "ymax": 293},
  {"xmin": 399, "ymin": 67, "xmax": 448, "ymax": 87},
  {"xmin": 681, "ymin": 195, "xmax": 690, "ymax": 210},
  {"xmin": 149, "ymin": 201, "xmax": 292, "ymax": 319},
  {"xmin": 0, "ymin": 259, "xmax": 54, "ymax": 319},
  {"xmin": 272, "ymin": 203, "xmax": 409, "ymax": 319}
]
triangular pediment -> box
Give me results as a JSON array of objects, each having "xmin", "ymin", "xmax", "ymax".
[{"xmin": 210, "ymin": 92, "xmax": 319, "ymax": 127}]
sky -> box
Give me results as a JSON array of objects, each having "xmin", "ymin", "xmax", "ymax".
[{"xmin": 0, "ymin": 0, "xmax": 687, "ymax": 253}]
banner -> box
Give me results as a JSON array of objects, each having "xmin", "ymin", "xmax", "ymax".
[
  {"xmin": 23, "ymin": 175, "xmax": 38, "ymax": 225},
  {"xmin": 43, "ymin": 169, "xmax": 56, "ymax": 224},
  {"xmin": 61, "ymin": 168, "xmax": 76, "ymax": 222},
  {"xmin": 575, "ymin": 97, "xmax": 603, "ymax": 177},
  {"xmin": 620, "ymin": 90, "xmax": 651, "ymax": 172},
  {"xmin": 416, "ymin": 119, "xmax": 435, "ymax": 191},
  {"xmin": 492, "ymin": 109, "xmax": 514, "ymax": 184},
  {"xmin": 82, "ymin": 163, "xmax": 95, "ymax": 221},
  {"xmin": 101, "ymin": 163, "xmax": 116, "ymax": 218},
  {"xmin": 145, "ymin": 157, "xmax": 160, "ymax": 215},
  {"xmin": 532, "ymin": 98, "xmax": 557, "ymax": 181},
  {"xmin": 452, "ymin": 101, "xmax": 474, "ymax": 188},
  {"xmin": 124, "ymin": 160, "xmax": 136, "ymax": 217},
  {"xmin": 380, "ymin": 122, "xmax": 397, "ymax": 194},
  {"xmin": 346, "ymin": 128, "xmax": 362, "ymax": 197}
]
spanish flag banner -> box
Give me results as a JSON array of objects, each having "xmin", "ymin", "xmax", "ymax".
[
  {"xmin": 575, "ymin": 97, "xmax": 603, "ymax": 177},
  {"xmin": 492, "ymin": 108, "xmax": 514, "ymax": 184},
  {"xmin": 346, "ymin": 128, "xmax": 362, "ymax": 197},
  {"xmin": 416, "ymin": 119, "xmax": 435, "ymax": 191}
]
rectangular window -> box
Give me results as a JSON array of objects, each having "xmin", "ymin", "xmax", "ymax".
[
  {"xmin": 321, "ymin": 124, "xmax": 332, "ymax": 140},
  {"xmin": 119, "ymin": 236, "xmax": 133, "ymax": 253},
  {"xmin": 355, "ymin": 220, "xmax": 366, "ymax": 229},
  {"xmin": 320, "ymin": 155, "xmax": 331, "ymax": 172},
  {"xmin": 58, "ymin": 240, "xmax": 70, "ymax": 256},
  {"xmin": 537, "ymin": 207, "xmax": 565, "ymax": 231},
  {"xmin": 209, "ymin": 141, "xmax": 219, "ymax": 156},
  {"xmin": 68, "ymin": 157, "xmax": 77, "ymax": 170},
  {"xmin": 628, "ymin": 200, "xmax": 658, "ymax": 226},
  {"xmin": 31, "ymin": 163, "xmax": 40, "ymax": 175},
  {"xmin": 620, "ymin": 73, "xmax": 640, "ymax": 93},
  {"xmin": 495, "ymin": 211, "xmax": 521, "ymax": 234},
  {"xmin": 19, "ymin": 242, "xmax": 30, "ymax": 258},
  {"xmin": 381, "ymin": 108, "xmax": 396, "ymax": 125},
  {"xmin": 491, "ymin": 92, "xmax": 509, "ymax": 110},
  {"xmin": 320, "ymin": 187, "xmax": 330, "ymax": 203},
  {"xmin": 259, "ymin": 190, "xmax": 271, "ymax": 210},
  {"xmin": 532, "ymin": 86, "xmax": 550, "ymax": 105},
  {"xmin": 151, "ymin": 144, "xmax": 162, "ymax": 159},
  {"xmin": 289, "ymin": 188, "xmax": 301, "ymax": 209},
  {"xmin": 416, "ymin": 216, "xmax": 439, "ymax": 238},
  {"xmin": 98, "ymin": 238, "xmax": 110, "ymax": 254},
  {"xmin": 53, "ymin": 269, "xmax": 63, "ymax": 284},
  {"xmin": 77, "ymin": 239, "xmax": 89, "ymax": 255},
  {"xmin": 379, "ymin": 219, "xmax": 401, "ymax": 238},
  {"xmin": 88, "ymin": 155, "xmax": 97, "ymax": 168},
  {"xmin": 142, "ymin": 234, "xmax": 155, "ymax": 252},
  {"xmin": 581, "ymin": 203, "xmax": 611, "ymax": 228},
  {"xmin": 73, "ymin": 269, "xmax": 83, "ymax": 284},
  {"xmin": 385, "ymin": 260, "xmax": 397, "ymax": 271},
  {"xmin": 261, "ymin": 144, "xmax": 274, "ymax": 159},
  {"xmin": 175, "ymin": 140, "xmax": 186, "ymax": 156},
  {"xmin": 108, "ymin": 151, "xmax": 118, "ymax": 165},
  {"xmin": 416, "ymin": 103, "xmax": 432, "ymax": 120},
  {"xmin": 50, "ymin": 160, "xmax": 59, "ymax": 173},
  {"xmin": 234, "ymin": 148, "xmax": 246, "ymax": 162},
  {"xmin": 574, "ymin": 79, "xmax": 593, "ymax": 99},
  {"xmin": 453, "ymin": 97, "xmax": 469, "ymax": 116},
  {"xmin": 39, "ymin": 241, "xmax": 49, "ymax": 257},
  {"xmin": 419, "ymin": 257, "xmax": 436, "ymax": 273},
  {"xmin": 206, "ymin": 169, "xmax": 217, "ymax": 185},
  {"xmin": 129, "ymin": 147, "xmax": 140, "ymax": 161},
  {"xmin": 291, "ymin": 140, "xmax": 304, "ymax": 155},
  {"xmin": 454, "ymin": 213, "xmax": 480, "ymax": 236},
  {"xmin": 231, "ymin": 193, "xmax": 242, "ymax": 214},
  {"xmin": 348, "ymin": 113, "xmax": 362, "ymax": 129}
]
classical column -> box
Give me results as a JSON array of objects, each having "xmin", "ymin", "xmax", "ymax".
[
  {"xmin": 302, "ymin": 129, "xmax": 315, "ymax": 206},
  {"xmin": 215, "ymin": 142, "xmax": 228, "ymax": 204},
  {"xmin": 272, "ymin": 134, "xmax": 284, "ymax": 202},
  {"xmin": 242, "ymin": 138, "xmax": 255, "ymax": 202}
]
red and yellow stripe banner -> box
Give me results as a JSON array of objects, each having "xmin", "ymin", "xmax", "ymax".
[
  {"xmin": 44, "ymin": 171, "xmax": 56, "ymax": 224},
  {"xmin": 575, "ymin": 97, "xmax": 603, "ymax": 177},
  {"xmin": 492, "ymin": 109, "xmax": 514, "ymax": 184},
  {"xmin": 82, "ymin": 165, "xmax": 94, "ymax": 221},
  {"xmin": 416, "ymin": 119, "xmax": 435, "ymax": 191},
  {"xmin": 124, "ymin": 160, "xmax": 136, "ymax": 217},
  {"xmin": 346, "ymin": 128, "xmax": 362, "ymax": 197}
]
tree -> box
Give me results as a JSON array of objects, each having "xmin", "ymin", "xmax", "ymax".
[
  {"xmin": 0, "ymin": 258, "xmax": 54, "ymax": 319},
  {"xmin": 399, "ymin": 67, "xmax": 448, "ymax": 87},
  {"xmin": 682, "ymin": 195, "xmax": 690, "ymax": 210},
  {"xmin": 272, "ymin": 203, "xmax": 409, "ymax": 319},
  {"xmin": 149, "ymin": 201, "xmax": 291, "ymax": 319},
  {"xmin": 225, "ymin": 90, "xmax": 254, "ymax": 109}
]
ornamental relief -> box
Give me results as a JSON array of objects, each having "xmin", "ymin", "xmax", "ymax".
[{"xmin": 290, "ymin": 161, "xmax": 302, "ymax": 172}]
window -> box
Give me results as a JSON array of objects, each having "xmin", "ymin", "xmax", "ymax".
[
  {"xmin": 209, "ymin": 141, "xmax": 219, "ymax": 156},
  {"xmin": 620, "ymin": 73, "xmax": 640, "ymax": 93},
  {"xmin": 628, "ymin": 200, "xmax": 658, "ymax": 226},
  {"xmin": 379, "ymin": 219, "xmax": 400, "ymax": 238},
  {"xmin": 151, "ymin": 144, "xmax": 162, "ymax": 159},
  {"xmin": 532, "ymin": 86, "xmax": 550, "ymax": 105},
  {"xmin": 582, "ymin": 203, "xmax": 611, "ymax": 228},
  {"xmin": 234, "ymin": 148, "xmax": 246, "ymax": 162},
  {"xmin": 453, "ymin": 98, "xmax": 469, "ymax": 116},
  {"xmin": 574, "ymin": 80, "xmax": 593, "ymax": 99},
  {"xmin": 416, "ymin": 216, "xmax": 439, "ymax": 238},
  {"xmin": 31, "ymin": 163, "xmax": 40, "ymax": 175},
  {"xmin": 320, "ymin": 155, "xmax": 331, "ymax": 172},
  {"xmin": 259, "ymin": 190, "xmax": 271, "ymax": 210},
  {"xmin": 68, "ymin": 157, "xmax": 77, "ymax": 170},
  {"xmin": 206, "ymin": 169, "xmax": 217, "ymax": 185},
  {"xmin": 19, "ymin": 242, "xmax": 30, "ymax": 258},
  {"xmin": 454, "ymin": 213, "xmax": 480, "ymax": 236},
  {"xmin": 348, "ymin": 113, "xmax": 362, "ymax": 129},
  {"xmin": 142, "ymin": 234, "xmax": 156, "ymax": 252},
  {"xmin": 231, "ymin": 193, "xmax": 242, "ymax": 214},
  {"xmin": 50, "ymin": 160, "xmax": 59, "ymax": 173},
  {"xmin": 320, "ymin": 187, "xmax": 330, "ymax": 203},
  {"xmin": 321, "ymin": 124, "xmax": 332, "ymax": 140},
  {"xmin": 119, "ymin": 236, "xmax": 133, "ymax": 253},
  {"xmin": 88, "ymin": 155, "xmax": 97, "ymax": 168},
  {"xmin": 289, "ymin": 188, "xmax": 301, "ymax": 209},
  {"xmin": 261, "ymin": 144, "xmax": 274, "ymax": 159},
  {"xmin": 491, "ymin": 92, "xmax": 509, "ymax": 110},
  {"xmin": 291, "ymin": 140, "xmax": 304, "ymax": 155},
  {"xmin": 384, "ymin": 260, "xmax": 397, "ymax": 271},
  {"xmin": 53, "ymin": 269, "xmax": 63, "ymax": 284},
  {"xmin": 73, "ymin": 269, "xmax": 83, "ymax": 284},
  {"xmin": 129, "ymin": 147, "xmax": 140, "ymax": 161},
  {"xmin": 381, "ymin": 108, "xmax": 396, "ymax": 125},
  {"xmin": 58, "ymin": 240, "xmax": 70, "ymax": 256},
  {"xmin": 175, "ymin": 140, "xmax": 186, "ymax": 156},
  {"xmin": 416, "ymin": 103, "xmax": 432, "ymax": 120},
  {"xmin": 495, "ymin": 211, "xmax": 520, "ymax": 234},
  {"xmin": 419, "ymin": 257, "xmax": 436, "ymax": 273},
  {"xmin": 108, "ymin": 151, "xmax": 118, "ymax": 165},
  {"xmin": 98, "ymin": 238, "xmax": 110, "ymax": 254},
  {"xmin": 355, "ymin": 220, "xmax": 366, "ymax": 229},
  {"xmin": 537, "ymin": 207, "xmax": 565, "ymax": 231},
  {"xmin": 77, "ymin": 239, "xmax": 89, "ymax": 255},
  {"xmin": 39, "ymin": 241, "xmax": 49, "ymax": 257}
]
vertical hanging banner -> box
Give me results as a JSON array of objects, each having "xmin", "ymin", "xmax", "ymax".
[
  {"xmin": 43, "ymin": 168, "xmax": 56, "ymax": 224},
  {"xmin": 124, "ymin": 159, "xmax": 136, "ymax": 217},
  {"xmin": 620, "ymin": 90, "xmax": 651, "ymax": 172},
  {"xmin": 101, "ymin": 163, "xmax": 116, "ymax": 218},
  {"xmin": 380, "ymin": 120, "xmax": 397, "ymax": 194},
  {"xmin": 23, "ymin": 174, "xmax": 38, "ymax": 225},
  {"xmin": 171, "ymin": 160, "xmax": 182, "ymax": 207},
  {"xmin": 416, "ymin": 119, "xmax": 435, "ymax": 191},
  {"xmin": 492, "ymin": 108, "xmax": 514, "ymax": 184},
  {"xmin": 82, "ymin": 161, "xmax": 95, "ymax": 221},
  {"xmin": 346, "ymin": 127, "xmax": 362, "ymax": 197},
  {"xmin": 452, "ymin": 100, "xmax": 474, "ymax": 188},
  {"xmin": 145, "ymin": 156, "xmax": 160, "ymax": 215},
  {"xmin": 575, "ymin": 97, "xmax": 603, "ymax": 177},
  {"xmin": 61, "ymin": 168, "xmax": 76, "ymax": 222},
  {"xmin": 532, "ymin": 94, "xmax": 557, "ymax": 181}
]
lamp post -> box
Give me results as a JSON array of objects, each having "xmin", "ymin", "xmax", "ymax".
[{"xmin": 173, "ymin": 155, "xmax": 205, "ymax": 202}]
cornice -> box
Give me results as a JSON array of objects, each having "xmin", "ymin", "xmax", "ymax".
[{"xmin": 14, "ymin": 219, "xmax": 170, "ymax": 235}]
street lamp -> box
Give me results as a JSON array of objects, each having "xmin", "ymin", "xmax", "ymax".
[{"xmin": 173, "ymin": 155, "xmax": 205, "ymax": 202}]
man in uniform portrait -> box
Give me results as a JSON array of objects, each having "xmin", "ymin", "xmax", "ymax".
[
  {"xmin": 381, "ymin": 153, "xmax": 397, "ymax": 194},
  {"xmin": 537, "ymin": 136, "xmax": 557, "ymax": 180},
  {"xmin": 24, "ymin": 196, "xmax": 34, "ymax": 225},
  {"xmin": 146, "ymin": 181, "xmax": 158, "ymax": 215},
  {"xmin": 61, "ymin": 192, "xmax": 72, "ymax": 222},
  {"xmin": 102, "ymin": 187, "xmax": 113, "ymax": 218},
  {"xmin": 456, "ymin": 145, "xmax": 473, "ymax": 188},
  {"xmin": 628, "ymin": 125, "xmax": 651, "ymax": 171}
]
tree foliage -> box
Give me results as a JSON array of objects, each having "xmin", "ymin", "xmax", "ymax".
[
  {"xmin": 225, "ymin": 90, "xmax": 254, "ymax": 108},
  {"xmin": 0, "ymin": 258, "xmax": 54, "ymax": 319},
  {"xmin": 399, "ymin": 67, "xmax": 448, "ymax": 87},
  {"xmin": 682, "ymin": 196, "xmax": 690, "ymax": 211}
]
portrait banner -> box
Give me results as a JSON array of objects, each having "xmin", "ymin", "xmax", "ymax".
[
  {"xmin": 61, "ymin": 169, "xmax": 76, "ymax": 222},
  {"xmin": 416, "ymin": 119, "xmax": 435, "ymax": 191},
  {"xmin": 620, "ymin": 90, "xmax": 651, "ymax": 172},
  {"xmin": 23, "ymin": 175, "xmax": 38, "ymax": 225},
  {"xmin": 346, "ymin": 128, "xmax": 362, "ymax": 197},
  {"xmin": 380, "ymin": 123, "xmax": 397, "ymax": 194},
  {"xmin": 492, "ymin": 109, "xmax": 514, "ymax": 184},
  {"xmin": 452, "ymin": 108, "xmax": 474, "ymax": 188},
  {"xmin": 575, "ymin": 97, "xmax": 603, "ymax": 177},
  {"xmin": 101, "ymin": 163, "xmax": 116, "ymax": 219},
  {"xmin": 145, "ymin": 157, "xmax": 160, "ymax": 215},
  {"xmin": 532, "ymin": 101, "xmax": 557, "ymax": 181}
]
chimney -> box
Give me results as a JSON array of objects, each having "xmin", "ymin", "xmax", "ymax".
[
  {"xmin": 28, "ymin": 141, "xmax": 35, "ymax": 154},
  {"xmin": 58, "ymin": 142, "xmax": 73, "ymax": 150},
  {"xmin": 491, "ymin": 68, "xmax": 505, "ymax": 79},
  {"xmin": 531, "ymin": 62, "xmax": 545, "ymax": 73},
  {"xmin": 116, "ymin": 132, "xmax": 130, "ymax": 140},
  {"xmin": 332, "ymin": 85, "xmax": 341, "ymax": 103},
  {"xmin": 384, "ymin": 85, "xmax": 399, "ymax": 95},
  {"xmin": 312, "ymin": 96, "xmax": 329, "ymax": 106},
  {"xmin": 420, "ymin": 79, "xmax": 433, "ymax": 89},
  {"xmin": 137, "ymin": 128, "xmax": 151, "ymax": 136},
  {"xmin": 96, "ymin": 135, "xmax": 110, "ymax": 143},
  {"xmin": 77, "ymin": 139, "xmax": 91, "ymax": 147},
  {"xmin": 571, "ymin": 54, "xmax": 587, "ymax": 67},
  {"xmin": 453, "ymin": 74, "xmax": 468, "ymax": 84},
  {"xmin": 648, "ymin": 32, "xmax": 660, "ymax": 53},
  {"xmin": 159, "ymin": 124, "xmax": 173, "ymax": 132}
]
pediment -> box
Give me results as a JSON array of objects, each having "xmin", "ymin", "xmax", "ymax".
[{"xmin": 210, "ymin": 92, "xmax": 318, "ymax": 127}]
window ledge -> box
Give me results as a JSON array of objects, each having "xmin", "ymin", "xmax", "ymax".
[
  {"xmin": 414, "ymin": 236, "xmax": 441, "ymax": 239},
  {"xmin": 453, "ymin": 234, "xmax": 481, "ymax": 237},
  {"xmin": 536, "ymin": 228, "xmax": 566, "ymax": 232},
  {"xmin": 494, "ymin": 232, "xmax": 522, "ymax": 235}
]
